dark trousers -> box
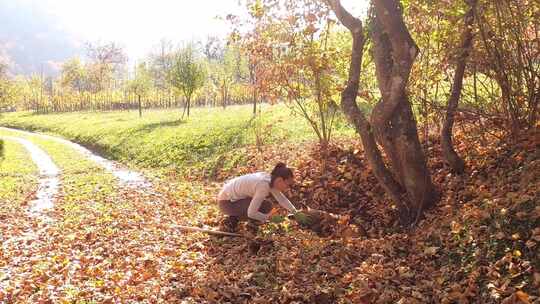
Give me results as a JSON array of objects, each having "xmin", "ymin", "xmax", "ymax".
[{"xmin": 218, "ymin": 197, "xmax": 272, "ymax": 220}]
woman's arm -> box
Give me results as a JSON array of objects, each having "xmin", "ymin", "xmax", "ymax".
[
  {"xmin": 270, "ymin": 190, "xmax": 298, "ymax": 213},
  {"xmin": 247, "ymin": 184, "xmax": 271, "ymax": 222}
]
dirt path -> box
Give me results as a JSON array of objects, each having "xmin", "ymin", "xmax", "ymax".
[
  {"xmin": 0, "ymin": 127, "xmax": 150, "ymax": 188},
  {"xmin": 0, "ymin": 127, "xmax": 233, "ymax": 302},
  {"xmin": 2, "ymin": 136, "xmax": 60, "ymax": 214}
]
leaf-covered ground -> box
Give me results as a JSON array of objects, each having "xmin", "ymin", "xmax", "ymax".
[{"xmin": 0, "ymin": 125, "xmax": 538, "ymax": 303}]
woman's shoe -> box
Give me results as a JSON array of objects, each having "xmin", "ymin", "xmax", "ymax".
[{"xmin": 220, "ymin": 216, "xmax": 239, "ymax": 233}]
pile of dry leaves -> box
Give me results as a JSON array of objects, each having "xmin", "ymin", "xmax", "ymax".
[
  {"xmin": 1, "ymin": 125, "xmax": 537, "ymax": 303},
  {"xmin": 187, "ymin": 126, "xmax": 539, "ymax": 303}
]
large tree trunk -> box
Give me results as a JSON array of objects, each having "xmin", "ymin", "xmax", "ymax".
[
  {"xmin": 325, "ymin": 0, "xmax": 410, "ymax": 222},
  {"xmin": 370, "ymin": 0, "xmax": 437, "ymax": 218},
  {"xmin": 441, "ymin": 0, "xmax": 476, "ymax": 174}
]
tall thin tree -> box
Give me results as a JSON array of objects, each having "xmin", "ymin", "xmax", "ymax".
[{"xmin": 441, "ymin": 0, "xmax": 477, "ymax": 174}]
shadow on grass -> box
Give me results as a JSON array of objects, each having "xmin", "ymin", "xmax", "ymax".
[
  {"xmin": 102, "ymin": 117, "xmax": 256, "ymax": 171},
  {"xmin": 134, "ymin": 119, "xmax": 186, "ymax": 134},
  {"xmin": 13, "ymin": 112, "xmax": 36, "ymax": 118}
]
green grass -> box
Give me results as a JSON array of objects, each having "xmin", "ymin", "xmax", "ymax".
[
  {"xmin": 0, "ymin": 104, "xmax": 356, "ymax": 172},
  {"xmin": 0, "ymin": 138, "xmax": 38, "ymax": 205}
]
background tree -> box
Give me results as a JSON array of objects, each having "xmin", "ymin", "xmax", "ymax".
[
  {"xmin": 229, "ymin": 10, "xmax": 263, "ymax": 115},
  {"xmin": 168, "ymin": 43, "xmax": 206, "ymax": 119},
  {"xmin": 85, "ymin": 41, "xmax": 127, "ymax": 92},
  {"xmin": 0, "ymin": 79, "xmax": 15, "ymax": 110},
  {"xmin": 234, "ymin": 0, "xmax": 348, "ymax": 151},
  {"xmin": 0, "ymin": 59, "xmax": 12, "ymax": 110},
  {"xmin": 60, "ymin": 58, "xmax": 87, "ymax": 93},
  {"xmin": 0, "ymin": 60, "xmax": 8, "ymax": 79},
  {"xmin": 149, "ymin": 39, "xmax": 175, "ymax": 91},
  {"xmin": 203, "ymin": 35, "xmax": 225, "ymax": 61},
  {"xmin": 209, "ymin": 45, "xmax": 240, "ymax": 109},
  {"xmin": 128, "ymin": 62, "xmax": 153, "ymax": 117}
]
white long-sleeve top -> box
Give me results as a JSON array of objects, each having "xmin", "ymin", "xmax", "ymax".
[{"xmin": 217, "ymin": 172, "xmax": 297, "ymax": 222}]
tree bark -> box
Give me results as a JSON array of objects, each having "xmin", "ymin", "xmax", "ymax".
[
  {"xmin": 253, "ymin": 89, "xmax": 257, "ymax": 116},
  {"xmin": 370, "ymin": 0, "xmax": 437, "ymax": 219},
  {"xmin": 251, "ymin": 66, "xmax": 257, "ymax": 116},
  {"xmin": 181, "ymin": 97, "xmax": 188, "ymax": 120},
  {"xmin": 325, "ymin": 0, "xmax": 411, "ymax": 222},
  {"xmin": 187, "ymin": 95, "xmax": 191, "ymax": 117},
  {"xmin": 441, "ymin": 0, "xmax": 476, "ymax": 174},
  {"xmin": 138, "ymin": 95, "xmax": 142, "ymax": 118}
]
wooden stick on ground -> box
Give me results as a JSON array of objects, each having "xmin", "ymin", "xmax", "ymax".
[{"xmin": 173, "ymin": 225, "xmax": 244, "ymax": 237}]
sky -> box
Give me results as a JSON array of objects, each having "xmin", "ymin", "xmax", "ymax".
[
  {"xmin": 0, "ymin": 0, "xmax": 369, "ymax": 75},
  {"xmin": 42, "ymin": 0, "xmax": 246, "ymax": 60}
]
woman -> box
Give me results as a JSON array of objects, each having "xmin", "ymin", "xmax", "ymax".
[{"xmin": 217, "ymin": 162, "xmax": 298, "ymax": 232}]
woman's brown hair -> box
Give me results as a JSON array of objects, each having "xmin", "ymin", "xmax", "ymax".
[{"xmin": 270, "ymin": 162, "xmax": 293, "ymax": 187}]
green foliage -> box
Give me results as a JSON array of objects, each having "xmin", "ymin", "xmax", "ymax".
[
  {"xmin": 128, "ymin": 62, "xmax": 153, "ymax": 98},
  {"xmin": 168, "ymin": 43, "xmax": 206, "ymax": 102},
  {"xmin": 292, "ymin": 211, "xmax": 313, "ymax": 226},
  {"xmin": 60, "ymin": 58, "xmax": 87, "ymax": 92},
  {"xmin": 269, "ymin": 215, "xmax": 286, "ymax": 224}
]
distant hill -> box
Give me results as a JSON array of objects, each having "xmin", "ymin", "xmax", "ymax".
[{"xmin": 0, "ymin": 0, "xmax": 83, "ymax": 76}]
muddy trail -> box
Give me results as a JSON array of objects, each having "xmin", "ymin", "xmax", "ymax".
[
  {"xmin": 0, "ymin": 127, "xmax": 150, "ymax": 189},
  {"xmin": 2, "ymin": 136, "xmax": 60, "ymax": 215},
  {"xmin": 0, "ymin": 128, "xmax": 177, "ymax": 301}
]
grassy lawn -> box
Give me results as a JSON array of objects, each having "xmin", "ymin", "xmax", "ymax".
[
  {"xmin": 0, "ymin": 138, "xmax": 38, "ymax": 206},
  {"xmin": 0, "ymin": 104, "xmax": 356, "ymax": 172}
]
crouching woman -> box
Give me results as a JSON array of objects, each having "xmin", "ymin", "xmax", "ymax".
[{"xmin": 217, "ymin": 162, "xmax": 298, "ymax": 232}]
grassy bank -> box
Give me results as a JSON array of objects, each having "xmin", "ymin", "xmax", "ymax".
[
  {"xmin": 0, "ymin": 138, "xmax": 38, "ymax": 205},
  {"xmin": 0, "ymin": 104, "xmax": 355, "ymax": 173}
]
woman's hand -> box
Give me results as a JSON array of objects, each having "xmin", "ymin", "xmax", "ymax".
[
  {"xmin": 289, "ymin": 211, "xmax": 313, "ymax": 226},
  {"xmin": 269, "ymin": 215, "xmax": 285, "ymax": 223}
]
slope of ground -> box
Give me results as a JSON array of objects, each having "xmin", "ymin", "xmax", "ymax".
[
  {"xmin": 0, "ymin": 105, "xmax": 355, "ymax": 175},
  {"xmin": 0, "ymin": 110, "xmax": 538, "ymax": 302},
  {"xmin": 180, "ymin": 126, "xmax": 539, "ymax": 303}
]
